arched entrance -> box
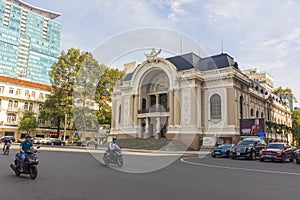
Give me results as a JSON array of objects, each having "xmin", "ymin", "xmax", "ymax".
[{"xmin": 138, "ymin": 69, "xmax": 170, "ymax": 138}]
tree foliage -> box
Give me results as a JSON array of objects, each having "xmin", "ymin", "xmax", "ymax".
[
  {"xmin": 42, "ymin": 48, "xmax": 87, "ymax": 137},
  {"xmin": 95, "ymin": 67, "xmax": 125, "ymax": 125},
  {"xmin": 42, "ymin": 48, "xmax": 126, "ymax": 135},
  {"xmin": 19, "ymin": 111, "xmax": 39, "ymax": 134},
  {"xmin": 292, "ymin": 108, "xmax": 300, "ymax": 144},
  {"xmin": 273, "ymin": 86, "xmax": 294, "ymax": 99}
]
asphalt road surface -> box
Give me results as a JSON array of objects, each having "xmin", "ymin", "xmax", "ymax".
[{"xmin": 0, "ymin": 148, "xmax": 299, "ymax": 200}]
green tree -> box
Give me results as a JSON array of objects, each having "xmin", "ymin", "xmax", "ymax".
[
  {"xmin": 292, "ymin": 108, "xmax": 300, "ymax": 145},
  {"xmin": 73, "ymin": 52, "xmax": 105, "ymax": 132},
  {"xmin": 42, "ymin": 48, "xmax": 87, "ymax": 138},
  {"xmin": 273, "ymin": 86, "xmax": 294, "ymax": 99},
  {"xmin": 95, "ymin": 67, "xmax": 125, "ymax": 125},
  {"xmin": 19, "ymin": 111, "xmax": 39, "ymax": 134}
]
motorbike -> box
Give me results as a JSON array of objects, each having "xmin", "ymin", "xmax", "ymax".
[
  {"xmin": 10, "ymin": 146, "xmax": 40, "ymax": 180},
  {"xmin": 103, "ymin": 148, "xmax": 123, "ymax": 167},
  {"xmin": 3, "ymin": 143, "xmax": 10, "ymax": 155}
]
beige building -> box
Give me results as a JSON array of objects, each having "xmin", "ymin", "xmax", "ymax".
[
  {"xmin": 243, "ymin": 69, "xmax": 275, "ymax": 91},
  {"xmin": 111, "ymin": 50, "xmax": 292, "ymax": 149},
  {"xmin": 0, "ymin": 75, "xmax": 76, "ymax": 140}
]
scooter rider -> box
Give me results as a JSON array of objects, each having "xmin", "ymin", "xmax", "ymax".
[
  {"xmin": 2, "ymin": 137, "xmax": 11, "ymax": 152},
  {"xmin": 108, "ymin": 137, "xmax": 121, "ymax": 157},
  {"xmin": 19, "ymin": 135, "xmax": 35, "ymax": 172}
]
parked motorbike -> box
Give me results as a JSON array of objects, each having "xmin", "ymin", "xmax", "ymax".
[
  {"xmin": 103, "ymin": 149, "xmax": 123, "ymax": 167},
  {"xmin": 3, "ymin": 143, "xmax": 10, "ymax": 155},
  {"xmin": 10, "ymin": 147, "xmax": 40, "ymax": 180}
]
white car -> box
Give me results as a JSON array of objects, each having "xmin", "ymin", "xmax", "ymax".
[
  {"xmin": 40, "ymin": 138, "xmax": 55, "ymax": 145},
  {"xmin": 32, "ymin": 137, "xmax": 43, "ymax": 144}
]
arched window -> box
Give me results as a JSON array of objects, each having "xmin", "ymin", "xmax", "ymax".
[
  {"xmin": 8, "ymin": 100, "xmax": 13, "ymax": 109},
  {"xmin": 240, "ymin": 96, "xmax": 244, "ymax": 119},
  {"xmin": 38, "ymin": 104, "xmax": 43, "ymax": 112},
  {"xmin": 210, "ymin": 94, "xmax": 221, "ymax": 119},
  {"xmin": 118, "ymin": 105, "xmax": 122, "ymax": 124},
  {"xmin": 256, "ymin": 110, "xmax": 259, "ymax": 118},
  {"xmin": 7, "ymin": 113, "xmax": 16, "ymax": 123},
  {"xmin": 24, "ymin": 102, "xmax": 29, "ymax": 110},
  {"xmin": 14, "ymin": 101, "xmax": 18, "ymax": 108},
  {"xmin": 250, "ymin": 108, "xmax": 254, "ymax": 117},
  {"xmin": 29, "ymin": 103, "xmax": 33, "ymax": 111},
  {"xmin": 261, "ymin": 112, "xmax": 264, "ymax": 118}
]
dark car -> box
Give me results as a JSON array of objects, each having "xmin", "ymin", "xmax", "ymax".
[
  {"xmin": 46, "ymin": 139, "xmax": 65, "ymax": 146},
  {"xmin": 231, "ymin": 138, "xmax": 266, "ymax": 160},
  {"xmin": 211, "ymin": 144, "xmax": 234, "ymax": 158},
  {"xmin": 259, "ymin": 143, "xmax": 294, "ymax": 163},
  {"xmin": 293, "ymin": 149, "xmax": 300, "ymax": 164}
]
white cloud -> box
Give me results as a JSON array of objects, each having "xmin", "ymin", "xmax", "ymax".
[{"xmin": 167, "ymin": 0, "xmax": 195, "ymax": 23}]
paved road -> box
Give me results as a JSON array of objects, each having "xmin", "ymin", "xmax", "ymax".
[{"xmin": 0, "ymin": 148, "xmax": 299, "ymax": 200}]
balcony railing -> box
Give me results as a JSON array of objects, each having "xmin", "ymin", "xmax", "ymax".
[{"xmin": 138, "ymin": 107, "xmax": 169, "ymax": 114}]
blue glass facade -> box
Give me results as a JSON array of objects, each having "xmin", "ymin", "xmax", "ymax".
[{"xmin": 0, "ymin": 0, "xmax": 61, "ymax": 85}]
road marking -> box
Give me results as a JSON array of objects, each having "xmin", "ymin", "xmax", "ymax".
[{"xmin": 180, "ymin": 157, "xmax": 300, "ymax": 176}]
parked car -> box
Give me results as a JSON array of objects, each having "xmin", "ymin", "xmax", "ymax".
[
  {"xmin": 40, "ymin": 138, "xmax": 55, "ymax": 145},
  {"xmin": 259, "ymin": 143, "xmax": 294, "ymax": 163},
  {"xmin": 211, "ymin": 144, "xmax": 234, "ymax": 158},
  {"xmin": 1, "ymin": 136, "xmax": 15, "ymax": 143},
  {"xmin": 32, "ymin": 137, "xmax": 43, "ymax": 144},
  {"xmin": 231, "ymin": 137, "xmax": 266, "ymax": 160},
  {"xmin": 294, "ymin": 149, "xmax": 300, "ymax": 164},
  {"xmin": 47, "ymin": 139, "xmax": 65, "ymax": 146},
  {"xmin": 77, "ymin": 140, "xmax": 92, "ymax": 147}
]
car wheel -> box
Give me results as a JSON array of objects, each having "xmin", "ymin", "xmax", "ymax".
[
  {"xmin": 281, "ymin": 154, "xmax": 286, "ymax": 163},
  {"xmin": 296, "ymin": 160, "xmax": 300, "ymax": 164},
  {"xmin": 259, "ymin": 158, "xmax": 264, "ymax": 162},
  {"xmin": 251, "ymin": 151, "xmax": 256, "ymax": 160},
  {"xmin": 231, "ymin": 156, "xmax": 236, "ymax": 160}
]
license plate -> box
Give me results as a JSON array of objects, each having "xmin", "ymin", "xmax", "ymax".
[
  {"xmin": 237, "ymin": 152, "xmax": 240, "ymax": 156},
  {"xmin": 215, "ymin": 152, "xmax": 220, "ymax": 155}
]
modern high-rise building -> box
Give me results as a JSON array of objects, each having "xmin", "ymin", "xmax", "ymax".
[{"xmin": 0, "ymin": 0, "xmax": 61, "ymax": 85}]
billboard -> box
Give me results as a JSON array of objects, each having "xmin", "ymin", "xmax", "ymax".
[{"xmin": 240, "ymin": 118, "xmax": 265, "ymax": 137}]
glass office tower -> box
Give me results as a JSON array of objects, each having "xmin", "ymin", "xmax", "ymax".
[{"xmin": 0, "ymin": 0, "xmax": 61, "ymax": 85}]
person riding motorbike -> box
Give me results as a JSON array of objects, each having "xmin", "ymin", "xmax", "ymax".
[
  {"xmin": 2, "ymin": 137, "xmax": 11, "ymax": 152},
  {"xmin": 19, "ymin": 135, "xmax": 35, "ymax": 172},
  {"xmin": 108, "ymin": 137, "xmax": 121, "ymax": 158}
]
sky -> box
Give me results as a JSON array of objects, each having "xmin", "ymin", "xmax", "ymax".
[{"xmin": 26, "ymin": 0, "xmax": 300, "ymax": 104}]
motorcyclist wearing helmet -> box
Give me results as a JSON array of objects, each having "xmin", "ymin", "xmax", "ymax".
[
  {"xmin": 108, "ymin": 137, "xmax": 121, "ymax": 157},
  {"xmin": 19, "ymin": 135, "xmax": 35, "ymax": 172},
  {"xmin": 2, "ymin": 136, "xmax": 12, "ymax": 151}
]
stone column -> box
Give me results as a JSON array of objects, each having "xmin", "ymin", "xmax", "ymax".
[
  {"xmin": 168, "ymin": 91, "xmax": 174, "ymax": 126},
  {"xmin": 138, "ymin": 118, "xmax": 142, "ymax": 138},
  {"xmin": 134, "ymin": 94, "xmax": 138, "ymax": 127},
  {"xmin": 111, "ymin": 100, "xmax": 116, "ymax": 130},
  {"xmin": 174, "ymin": 89, "xmax": 181, "ymax": 126},
  {"xmin": 145, "ymin": 117, "xmax": 149, "ymax": 138},
  {"xmin": 130, "ymin": 95, "xmax": 134, "ymax": 127},
  {"xmin": 155, "ymin": 117, "xmax": 160, "ymax": 139}
]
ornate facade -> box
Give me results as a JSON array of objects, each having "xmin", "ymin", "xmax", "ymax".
[{"xmin": 111, "ymin": 50, "xmax": 292, "ymax": 149}]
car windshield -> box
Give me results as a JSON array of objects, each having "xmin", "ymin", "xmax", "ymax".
[
  {"xmin": 267, "ymin": 144, "xmax": 284, "ymax": 149},
  {"xmin": 237, "ymin": 140, "xmax": 255, "ymax": 146}
]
